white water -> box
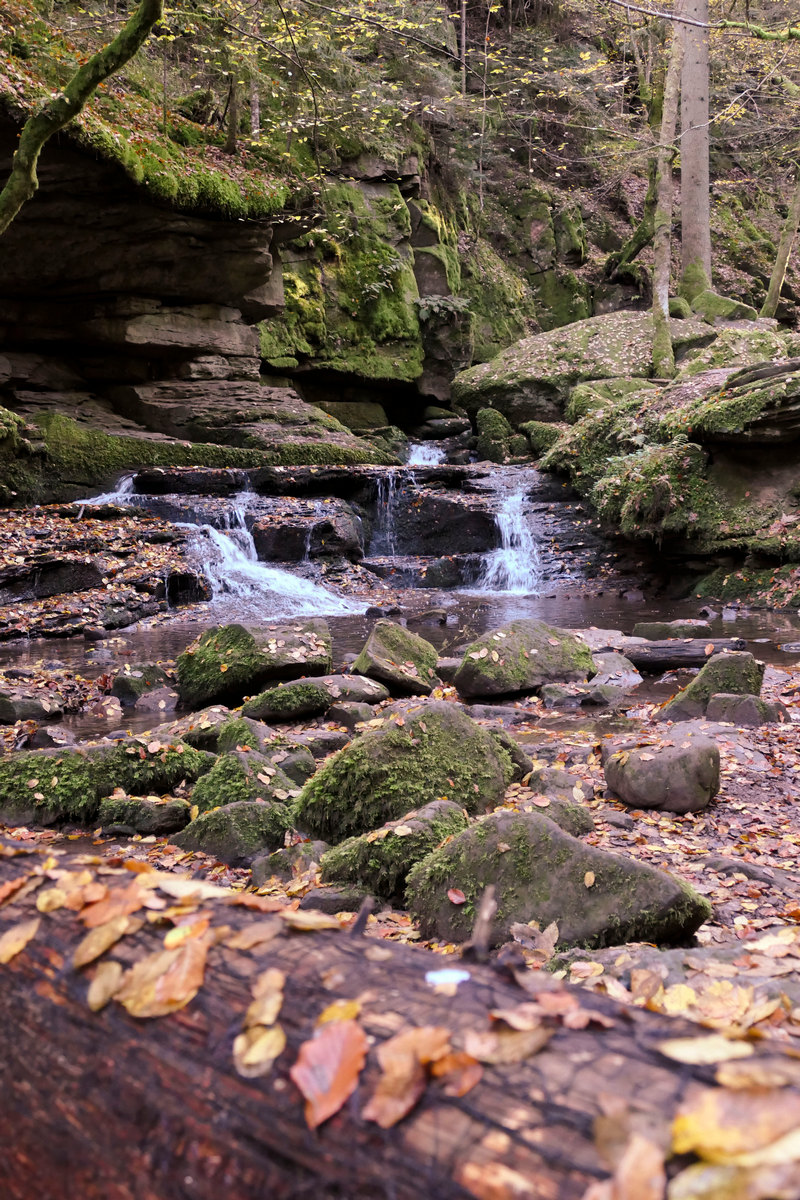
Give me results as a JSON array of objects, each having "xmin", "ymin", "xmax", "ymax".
[
  {"xmin": 369, "ymin": 471, "xmax": 404, "ymax": 556},
  {"xmin": 407, "ymin": 442, "xmax": 445, "ymax": 466},
  {"xmin": 475, "ymin": 484, "xmax": 542, "ymax": 595},
  {"xmin": 82, "ymin": 476, "xmax": 365, "ymax": 618},
  {"xmin": 183, "ymin": 492, "xmax": 364, "ymax": 618}
]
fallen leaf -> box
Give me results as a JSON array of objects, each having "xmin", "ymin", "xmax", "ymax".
[
  {"xmin": 363, "ymin": 1026, "xmax": 450, "ymax": 1128},
  {"xmin": 80, "ymin": 880, "xmax": 146, "ymax": 929},
  {"xmin": 658, "ymin": 1035, "xmax": 755, "ymax": 1066},
  {"xmin": 73, "ymin": 914, "xmax": 143, "ymax": 968},
  {"xmin": 290, "ymin": 1019, "xmax": 369, "ymax": 1129},
  {"xmin": 0, "ymin": 875, "xmax": 31, "ymax": 906},
  {"xmin": 431, "ymin": 1051, "xmax": 483, "ymax": 1097},
  {"xmin": 0, "ymin": 917, "xmax": 40, "ymax": 964},
  {"xmin": 672, "ymin": 1085, "xmax": 800, "ymax": 1165},
  {"xmin": 584, "ymin": 871, "xmax": 596, "ymax": 888},
  {"xmin": 224, "ymin": 918, "xmax": 282, "ymax": 950},
  {"xmin": 463, "ymin": 1025, "xmax": 551, "ymax": 1064},
  {"xmin": 317, "ymin": 998, "xmax": 362, "ymax": 1027},
  {"xmin": 233, "ymin": 1024, "xmax": 287, "ymax": 1078},
  {"xmin": 87, "ymin": 960, "xmax": 124, "ymax": 1011},
  {"xmin": 448, "ymin": 888, "xmax": 467, "ymax": 905},
  {"xmin": 280, "ymin": 909, "xmax": 340, "ymax": 932},
  {"xmin": 115, "ymin": 933, "xmax": 212, "ymax": 1018}
]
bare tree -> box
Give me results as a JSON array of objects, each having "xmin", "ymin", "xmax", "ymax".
[
  {"xmin": 760, "ymin": 167, "xmax": 800, "ymax": 319},
  {"xmin": 652, "ymin": 19, "xmax": 684, "ymax": 376}
]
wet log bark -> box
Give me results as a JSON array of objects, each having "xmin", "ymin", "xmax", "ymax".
[
  {"xmin": 620, "ymin": 637, "xmax": 746, "ymax": 672},
  {"xmin": 0, "ymin": 846, "xmax": 791, "ymax": 1200}
]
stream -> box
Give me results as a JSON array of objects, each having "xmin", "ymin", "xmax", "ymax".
[{"xmin": 4, "ymin": 449, "xmax": 800, "ymax": 739}]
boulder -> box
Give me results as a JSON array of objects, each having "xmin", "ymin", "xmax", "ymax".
[
  {"xmin": 251, "ymin": 500, "xmax": 363, "ymax": 562},
  {"xmin": 351, "ymin": 620, "xmax": 441, "ymax": 695},
  {"xmin": 111, "ymin": 663, "xmax": 171, "ymax": 707},
  {"xmin": 191, "ymin": 751, "xmax": 299, "ymax": 814},
  {"xmin": 177, "ymin": 621, "xmax": 332, "ymax": 709},
  {"xmin": 242, "ymin": 673, "xmax": 388, "ymax": 721},
  {"xmin": 326, "ymin": 702, "xmax": 375, "ymax": 729},
  {"xmin": 216, "ymin": 718, "xmax": 318, "ymax": 785},
  {"xmin": 251, "ymin": 840, "xmax": 330, "ymax": 885},
  {"xmin": 131, "ymin": 686, "xmax": 180, "ymax": 715},
  {"xmin": 602, "ymin": 737, "xmax": 720, "ymax": 814},
  {"xmin": 589, "ymin": 651, "xmax": 642, "ymax": 690},
  {"xmin": 171, "ymin": 801, "xmax": 294, "ymax": 865},
  {"xmin": 705, "ymin": 693, "xmax": 787, "ymax": 727},
  {"xmin": 657, "ymin": 651, "xmax": 765, "ymax": 722},
  {"xmin": 0, "ymin": 688, "xmax": 64, "ymax": 724},
  {"xmin": 527, "ymin": 768, "xmax": 595, "ymax": 835},
  {"xmin": 295, "ymin": 702, "xmax": 514, "ymax": 840},
  {"xmin": 320, "ymin": 799, "xmax": 468, "ymax": 903},
  {"xmin": 453, "ymin": 620, "xmax": 595, "ymax": 698},
  {"xmin": 451, "ymin": 311, "xmax": 710, "ymax": 425},
  {"xmin": 406, "ymin": 810, "xmax": 711, "ymax": 948},
  {"xmin": 97, "ymin": 795, "xmax": 191, "ymax": 835},
  {"xmin": 148, "ymin": 705, "xmax": 232, "ymax": 751}
]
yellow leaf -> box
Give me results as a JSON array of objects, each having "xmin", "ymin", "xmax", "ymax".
[
  {"xmin": 661, "ymin": 983, "xmax": 698, "ymax": 1015},
  {"xmin": 584, "ymin": 871, "xmax": 596, "ymax": 888},
  {"xmin": 36, "ymin": 886, "xmax": 68, "ymax": 913},
  {"xmin": 233, "ymin": 1024, "xmax": 286, "ymax": 1078},
  {"xmin": 0, "ymin": 917, "xmax": 40, "ymax": 964},
  {"xmin": 658, "ymin": 1035, "xmax": 754, "ymax": 1066},
  {"xmin": 393, "ymin": 825, "xmax": 414, "ymax": 837},
  {"xmin": 317, "ymin": 998, "xmax": 362, "ymax": 1027},
  {"xmin": 280, "ymin": 909, "xmax": 341, "ymax": 932},
  {"xmin": 672, "ymin": 1085, "xmax": 800, "ymax": 1165},
  {"xmin": 87, "ymin": 960, "xmax": 124, "ymax": 1011},
  {"xmin": 73, "ymin": 914, "xmax": 142, "ymax": 968}
]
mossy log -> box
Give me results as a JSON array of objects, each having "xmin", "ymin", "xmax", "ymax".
[
  {"xmin": 1, "ymin": 847, "xmax": 797, "ymax": 1198},
  {"xmin": 618, "ymin": 637, "xmax": 746, "ymax": 672}
]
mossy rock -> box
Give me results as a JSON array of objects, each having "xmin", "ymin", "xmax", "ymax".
[
  {"xmin": 669, "ymin": 297, "xmax": 693, "ymax": 319},
  {"xmin": 705, "ymin": 693, "xmax": 786, "ymax": 726},
  {"xmin": 691, "ymin": 290, "xmax": 758, "ymax": 325},
  {"xmin": 251, "ymin": 839, "xmax": 331, "ymax": 885},
  {"xmin": 191, "ymin": 751, "xmax": 298, "ymax": 814},
  {"xmin": 632, "ymin": 620, "xmax": 712, "ymax": 639},
  {"xmin": 295, "ymin": 701, "xmax": 514, "ymax": 841},
  {"xmin": 171, "ymin": 800, "xmax": 295, "ymax": 865},
  {"xmin": 453, "ymin": 620, "xmax": 595, "ymax": 698},
  {"xmin": 97, "ymin": 795, "xmax": 191, "ymax": 835},
  {"xmin": 0, "ymin": 749, "xmax": 101, "ymax": 825},
  {"xmin": 142, "ymin": 706, "xmax": 232, "ymax": 752},
  {"xmin": 177, "ymin": 621, "xmax": 332, "ymax": 709},
  {"xmin": 215, "ymin": 717, "xmax": 316, "ymax": 784},
  {"xmin": 657, "ymin": 651, "xmax": 765, "ymax": 722},
  {"xmin": 520, "ymin": 421, "xmax": 563, "ymax": 456},
  {"xmin": 351, "ymin": 620, "xmax": 441, "ymax": 695},
  {"xmin": 111, "ymin": 664, "xmax": 171, "ymax": 707},
  {"xmin": 320, "ymin": 799, "xmax": 468, "ymax": 902},
  {"xmin": 406, "ymin": 810, "xmax": 711, "ymax": 949},
  {"xmin": 526, "ymin": 768, "xmax": 595, "ymax": 835},
  {"xmin": 241, "ymin": 680, "xmax": 332, "ymax": 722},
  {"xmin": 88, "ymin": 740, "xmax": 215, "ymax": 798}
]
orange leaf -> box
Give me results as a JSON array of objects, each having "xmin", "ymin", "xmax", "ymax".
[
  {"xmin": 363, "ymin": 1026, "xmax": 451, "ymax": 1129},
  {"xmin": 80, "ymin": 881, "xmax": 145, "ymax": 929},
  {"xmin": 447, "ymin": 889, "xmax": 466, "ymax": 905},
  {"xmin": 0, "ymin": 875, "xmax": 31, "ymax": 906},
  {"xmin": 290, "ymin": 1019, "xmax": 368, "ymax": 1129},
  {"xmin": 431, "ymin": 1051, "xmax": 483, "ymax": 1098}
]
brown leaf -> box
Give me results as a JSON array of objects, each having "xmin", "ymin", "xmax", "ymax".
[
  {"xmin": 672, "ymin": 1085, "xmax": 800, "ymax": 1165},
  {"xmin": 87, "ymin": 960, "xmax": 124, "ymax": 1011},
  {"xmin": 363, "ymin": 1026, "xmax": 451, "ymax": 1128},
  {"xmin": 224, "ymin": 918, "xmax": 282, "ymax": 950},
  {"xmin": 0, "ymin": 917, "xmax": 40, "ymax": 964},
  {"xmin": 80, "ymin": 880, "xmax": 146, "ymax": 929},
  {"xmin": 463, "ymin": 1025, "xmax": 551, "ymax": 1064},
  {"xmin": 115, "ymin": 932, "xmax": 212, "ymax": 1018},
  {"xmin": 0, "ymin": 874, "xmax": 32, "ymax": 907},
  {"xmin": 290, "ymin": 1019, "xmax": 368, "ymax": 1129},
  {"xmin": 447, "ymin": 888, "xmax": 466, "ymax": 905},
  {"xmin": 280, "ymin": 909, "xmax": 340, "ymax": 931},
  {"xmin": 73, "ymin": 914, "xmax": 143, "ymax": 968}
]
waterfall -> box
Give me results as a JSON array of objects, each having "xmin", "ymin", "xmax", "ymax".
[
  {"xmin": 474, "ymin": 479, "xmax": 542, "ymax": 595},
  {"xmin": 370, "ymin": 471, "xmax": 406, "ymax": 556},
  {"xmin": 78, "ymin": 474, "xmax": 137, "ymax": 505},
  {"xmin": 183, "ymin": 492, "xmax": 363, "ymax": 617},
  {"xmin": 407, "ymin": 443, "xmax": 445, "ymax": 466}
]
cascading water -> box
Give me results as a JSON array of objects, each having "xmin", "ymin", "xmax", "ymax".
[
  {"xmin": 82, "ymin": 477, "xmax": 364, "ymax": 618},
  {"xmin": 407, "ymin": 443, "xmax": 445, "ymax": 466},
  {"xmin": 183, "ymin": 490, "xmax": 364, "ymax": 618},
  {"xmin": 474, "ymin": 473, "xmax": 542, "ymax": 595},
  {"xmin": 369, "ymin": 471, "xmax": 405, "ymax": 556}
]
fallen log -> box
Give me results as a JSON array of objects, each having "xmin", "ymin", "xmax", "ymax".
[
  {"xmin": 615, "ymin": 637, "xmax": 747, "ymax": 672},
  {"xmin": 0, "ymin": 844, "xmax": 795, "ymax": 1200}
]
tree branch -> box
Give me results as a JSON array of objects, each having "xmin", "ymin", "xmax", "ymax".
[{"xmin": 0, "ymin": 0, "xmax": 164, "ymax": 237}]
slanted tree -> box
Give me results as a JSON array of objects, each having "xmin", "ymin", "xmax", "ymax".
[
  {"xmin": 760, "ymin": 166, "xmax": 800, "ymax": 319},
  {"xmin": 0, "ymin": 0, "xmax": 164, "ymax": 237}
]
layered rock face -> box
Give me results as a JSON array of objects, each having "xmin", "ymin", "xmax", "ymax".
[{"xmin": 0, "ymin": 120, "xmax": 375, "ymax": 465}]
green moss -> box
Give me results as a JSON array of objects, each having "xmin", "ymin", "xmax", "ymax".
[
  {"xmin": 241, "ymin": 680, "xmax": 331, "ymax": 722},
  {"xmin": 171, "ymin": 800, "xmax": 295, "ymax": 863},
  {"xmin": 177, "ymin": 624, "xmax": 266, "ymax": 710},
  {"xmin": 0, "ymin": 749, "xmax": 99, "ymax": 824},
  {"xmin": 319, "ymin": 800, "xmax": 468, "ymax": 902},
  {"xmin": 459, "ymin": 237, "xmax": 535, "ymax": 362},
  {"xmin": 295, "ymin": 703, "xmax": 513, "ymax": 841},
  {"xmin": 92, "ymin": 742, "xmax": 214, "ymax": 797}
]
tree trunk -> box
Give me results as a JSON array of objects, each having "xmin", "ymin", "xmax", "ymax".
[
  {"xmin": 0, "ymin": 0, "xmax": 164, "ymax": 237},
  {"xmin": 225, "ymin": 78, "xmax": 240, "ymax": 155},
  {"xmin": 652, "ymin": 20, "xmax": 684, "ymax": 377},
  {"xmin": 760, "ymin": 167, "xmax": 800, "ymax": 318},
  {"xmin": 679, "ymin": 0, "xmax": 712, "ymax": 298},
  {"xmin": 604, "ymin": 159, "xmax": 658, "ymax": 281},
  {"xmin": 0, "ymin": 847, "xmax": 795, "ymax": 1200},
  {"xmin": 620, "ymin": 637, "xmax": 746, "ymax": 671}
]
